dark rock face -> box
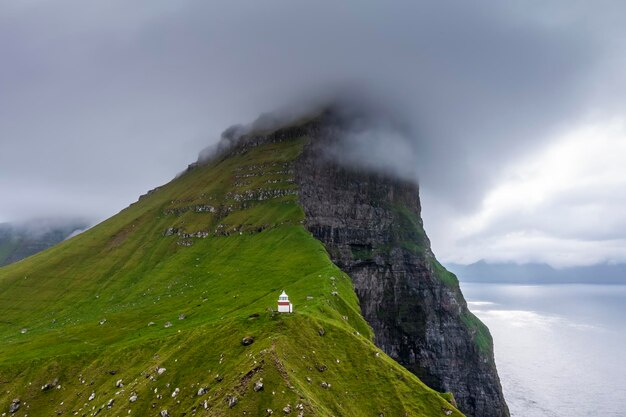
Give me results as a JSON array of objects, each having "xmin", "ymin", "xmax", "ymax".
[{"xmin": 292, "ymin": 122, "xmax": 509, "ymax": 417}]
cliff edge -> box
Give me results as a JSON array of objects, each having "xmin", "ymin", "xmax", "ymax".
[{"xmin": 292, "ymin": 112, "xmax": 509, "ymax": 417}]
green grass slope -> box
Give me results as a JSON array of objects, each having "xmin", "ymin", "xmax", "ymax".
[{"xmin": 0, "ymin": 136, "xmax": 462, "ymax": 416}]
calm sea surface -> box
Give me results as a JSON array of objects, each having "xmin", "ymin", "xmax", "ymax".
[{"xmin": 460, "ymin": 283, "xmax": 626, "ymax": 417}]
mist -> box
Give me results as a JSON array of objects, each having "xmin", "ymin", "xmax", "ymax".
[{"xmin": 0, "ymin": 217, "xmax": 90, "ymax": 239}]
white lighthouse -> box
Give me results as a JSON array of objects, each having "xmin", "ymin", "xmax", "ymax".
[{"xmin": 277, "ymin": 290, "xmax": 293, "ymax": 313}]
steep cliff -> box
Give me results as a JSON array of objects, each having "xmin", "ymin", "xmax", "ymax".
[
  {"xmin": 0, "ymin": 105, "xmax": 506, "ymax": 417},
  {"xmin": 202, "ymin": 108, "xmax": 509, "ymax": 416},
  {"xmin": 291, "ymin": 113, "xmax": 509, "ymax": 417},
  {"xmin": 0, "ymin": 119, "xmax": 462, "ymax": 417}
]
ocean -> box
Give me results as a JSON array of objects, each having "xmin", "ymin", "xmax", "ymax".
[{"xmin": 460, "ymin": 283, "xmax": 626, "ymax": 417}]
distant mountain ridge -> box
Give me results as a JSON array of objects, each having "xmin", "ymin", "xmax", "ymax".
[
  {"xmin": 0, "ymin": 219, "xmax": 88, "ymax": 266},
  {"xmin": 446, "ymin": 261, "xmax": 626, "ymax": 284}
]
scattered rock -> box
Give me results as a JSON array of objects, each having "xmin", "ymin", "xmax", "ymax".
[
  {"xmin": 442, "ymin": 408, "xmax": 453, "ymax": 416},
  {"xmin": 282, "ymin": 405, "xmax": 291, "ymax": 414},
  {"xmin": 106, "ymin": 399, "xmax": 114, "ymax": 408},
  {"xmin": 148, "ymin": 321, "xmax": 155, "ymax": 326},
  {"xmin": 305, "ymin": 377, "xmax": 312, "ymax": 383},
  {"xmin": 214, "ymin": 374, "xmax": 223, "ymax": 382},
  {"xmin": 157, "ymin": 367, "xmax": 167, "ymax": 375},
  {"xmin": 317, "ymin": 327, "xmax": 325, "ymax": 336},
  {"xmin": 331, "ymin": 291, "xmax": 338, "ymax": 296},
  {"xmin": 160, "ymin": 410, "xmax": 170, "ymax": 417},
  {"xmin": 253, "ymin": 379, "xmax": 264, "ymax": 392},
  {"xmin": 20, "ymin": 328, "xmax": 28, "ymax": 334},
  {"xmin": 99, "ymin": 318, "xmax": 107, "ymax": 325},
  {"xmin": 163, "ymin": 227, "xmax": 178, "ymax": 236},
  {"xmin": 306, "ymin": 295, "xmax": 314, "ymax": 300},
  {"xmin": 108, "ymin": 370, "xmax": 117, "ymax": 375},
  {"xmin": 9, "ymin": 398, "xmax": 20, "ymax": 414},
  {"xmin": 115, "ymin": 379, "xmax": 123, "ymax": 388},
  {"xmin": 266, "ymin": 409, "xmax": 274, "ymax": 415},
  {"xmin": 164, "ymin": 321, "xmax": 172, "ymax": 328},
  {"xmin": 129, "ymin": 393, "xmax": 138, "ymax": 403},
  {"xmin": 316, "ymin": 364, "xmax": 327, "ymax": 372},
  {"xmin": 88, "ymin": 392, "xmax": 96, "ymax": 401},
  {"xmin": 171, "ymin": 387, "xmax": 179, "ymax": 398},
  {"xmin": 197, "ymin": 387, "xmax": 207, "ymax": 396},
  {"xmin": 296, "ymin": 403, "xmax": 304, "ymax": 411},
  {"xmin": 320, "ymin": 381, "xmax": 330, "ymax": 389},
  {"xmin": 178, "ymin": 313, "xmax": 186, "ymax": 320},
  {"xmin": 194, "ymin": 204, "xmax": 216, "ymax": 213},
  {"xmin": 227, "ymin": 396, "xmax": 238, "ymax": 408},
  {"xmin": 202, "ymin": 400, "xmax": 209, "ymax": 409},
  {"xmin": 42, "ymin": 377, "xmax": 59, "ymax": 391},
  {"xmin": 241, "ymin": 336, "xmax": 255, "ymax": 346}
]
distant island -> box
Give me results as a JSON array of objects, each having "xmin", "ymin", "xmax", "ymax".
[
  {"xmin": 0, "ymin": 219, "xmax": 88, "ymax": 266},
  {"xmin": 446, "ymin": 261, "xmax": 626, "ymax": 285}
]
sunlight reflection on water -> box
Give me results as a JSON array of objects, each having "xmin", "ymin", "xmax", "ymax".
[{"xmin": 461, "ymin": 283, "xmax": 626, "ymax": 417}]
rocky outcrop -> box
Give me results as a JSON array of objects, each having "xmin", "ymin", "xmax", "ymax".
[{"xmin": 290, "ymin": 117, "xmax": 508, "ymax": 417}]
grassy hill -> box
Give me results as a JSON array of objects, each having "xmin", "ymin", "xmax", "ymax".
[{"xmin": 0, "ymin": 135, "xmax": 462, "ymax": 416}]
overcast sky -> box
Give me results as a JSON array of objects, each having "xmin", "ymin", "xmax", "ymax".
[{"xmin": 2, "ymin": 1, "xmax": 626, "ymax": 267}]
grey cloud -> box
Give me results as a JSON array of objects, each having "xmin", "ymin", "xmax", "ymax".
[
  {"xmin": 461, "ymin": 185, "xmax": 626, "ymax": 244},
  {"xmin": 196, "ymin": 87, "xmax": 416, "ymax": 181},
  {"xmin": 1, "ymin": 0, "xmax": 626, "ymax": 266}
]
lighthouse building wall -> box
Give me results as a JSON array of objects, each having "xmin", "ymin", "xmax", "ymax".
[{"xmin": 278, "ymin": 303, "xmax": 292, "ymax": 313}]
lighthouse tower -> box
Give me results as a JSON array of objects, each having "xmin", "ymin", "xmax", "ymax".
[{"xmin": 277, "ymin": 290, "xmax": 293, "ymax": 313}]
